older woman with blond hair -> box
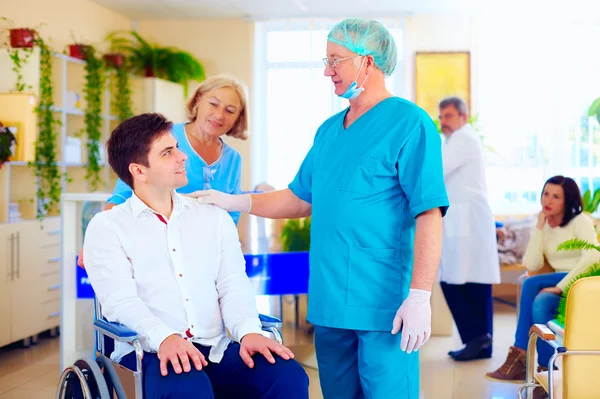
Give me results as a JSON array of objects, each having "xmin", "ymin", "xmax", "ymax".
[{"xmin": 105, "ymin": 75, "xmax": 249, "ymax": 224}]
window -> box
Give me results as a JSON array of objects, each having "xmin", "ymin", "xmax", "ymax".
[
  {"xmin": 252, "ymin": 18, "xmax": 405, "ymax": 190},
  {"xmin": 476, "ymin": 16, "xmax": 600, "ymax": 214}
]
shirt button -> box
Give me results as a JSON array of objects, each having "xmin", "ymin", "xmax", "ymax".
[
  {"xmin": 172, "ymin": 248, "xmax": 176, "ymax": 252},
  {"xmin": 186, "ymin": 298, "xmax": 189, "ymax": 301},
  {"xmin": 179, "ymin": 274, "xmax": 183, "ymax": 277}
]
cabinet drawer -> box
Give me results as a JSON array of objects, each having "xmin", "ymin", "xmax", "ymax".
[
  {"xmin": 38, "ymin": 245, "xmax": 61, "ymax": 274},
  {"xmin": 39, "ymin": 299, "xmax": 60, "ymax": 331},
  {"xmin": 40, "ymin": 272, "xmax": 60, "ymax": 303}
]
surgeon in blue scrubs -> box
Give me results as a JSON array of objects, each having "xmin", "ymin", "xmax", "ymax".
[{"xmin": 192, "ymin": 19, "xmax": 449, "ymax": 398}]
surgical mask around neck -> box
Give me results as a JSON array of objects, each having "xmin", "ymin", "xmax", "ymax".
[{"xmin": 339, "ymin": 57, "xmax": 369, "ymax": 100}]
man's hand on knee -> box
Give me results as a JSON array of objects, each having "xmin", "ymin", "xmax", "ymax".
[
  {"xmin": 158, "ymin": 334, "xmax": 208, "ymax": 376},
  {"xmin": 239, "ymin": 333, "xmax": 295, "ymax": 369}
]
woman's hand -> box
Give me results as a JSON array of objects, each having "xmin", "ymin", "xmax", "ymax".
[
  {"xmin": 537, "ymin": 212, "xmax": 547, "ymax": 230},
  {"xmin": 540, "ymin": 287, "xmax": 562, "ymax": 295}
]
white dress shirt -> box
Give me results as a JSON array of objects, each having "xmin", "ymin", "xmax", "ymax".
[{"xmin": 83, "ymin": 192, "xmax": 263, "ymax": 363}]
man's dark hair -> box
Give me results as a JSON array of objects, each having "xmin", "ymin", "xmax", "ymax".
[
  {"xmin": 107, "ymin": 113, "xmax": 173, "ymax": 188},
  {"xmin": 439, "ymin": 96, "xmax": 469, "ymax": 116}
]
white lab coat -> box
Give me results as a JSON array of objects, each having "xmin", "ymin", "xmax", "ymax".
[{"xmin": 439, "ymin": 124, "xmax": 501, "ymax": 285}]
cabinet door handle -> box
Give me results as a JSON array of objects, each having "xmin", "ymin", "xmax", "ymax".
[
  {"xmin": 9, "ymin": 233, "xmax": 15, "ymax": 281},
  {"xmin": 49, "ymin": 311, "xmax": 60, "ymax": 318},
  {"xmin": 48, "ymin": 284, "xmax": 61, "ymax": 291},
  {"xmin": 16, "ymin": 232, "xmax": 20, "ymax": 279},
  {"xmin": 49, "ymin": 257, "xmax": 61, "ymax": 263},
  {"xmin": 48, "ymin": 230, "xmax": 61, "ymax": 236}
]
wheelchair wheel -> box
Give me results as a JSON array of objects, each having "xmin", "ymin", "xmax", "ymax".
[{"xmin": 56, "ymin": 357, "xmax": 111, "ymax": 399}]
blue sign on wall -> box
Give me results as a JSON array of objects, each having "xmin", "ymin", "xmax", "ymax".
[{"xmin": 76, "ymin": 256, "xmax": 95, "ymax": 299}]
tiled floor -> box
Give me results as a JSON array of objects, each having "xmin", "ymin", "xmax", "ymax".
[{"xmin": 0, "ymin": 302, "xmax": 524, "ymax": 398}]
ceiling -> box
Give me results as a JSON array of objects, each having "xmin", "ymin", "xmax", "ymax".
[{"xmin": 88, "ymin": 0, "xmax": 484, "ymax": 20}]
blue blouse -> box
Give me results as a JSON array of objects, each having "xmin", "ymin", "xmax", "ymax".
[{"xmin": 107, "ymin": 122, "xmax": 243, "ymax": 224}]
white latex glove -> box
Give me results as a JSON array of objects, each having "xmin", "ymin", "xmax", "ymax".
[
  {"xmin": 391, "ymin": 289, "xmax": 432, "ymax": 354},
  {"xmin": 186, "ymin": 189, "xmax": 252, "ymax": 213}
]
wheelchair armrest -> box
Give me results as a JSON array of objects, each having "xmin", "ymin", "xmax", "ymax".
[
  {"xmin": 94, "ymin": 319, "xmax": 138, "ymax": 343},
  {"xmin": 529, "ymin": 324, "xmax": 555, "ymax": 341},
  {"xmin": 259, "ymin": 314, "xmax": 282, "ymax": 328}
]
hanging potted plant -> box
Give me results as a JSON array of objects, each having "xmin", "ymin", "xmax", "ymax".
[
  {"xmin": 81, "ymin": 45, "xmax": 106, "ymax": 191},
  {"xmin": 106, "ymin": 30, "xmax": 206, "ymax": 96},
  {"xmin": 0, "ymin": 18, "xmax": 42, "ymax": 92}
]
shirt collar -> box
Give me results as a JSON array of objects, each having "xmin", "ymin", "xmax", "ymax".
[{"xmin": 129, "ymin": 191, "xmax": 190, "ymax": 219}]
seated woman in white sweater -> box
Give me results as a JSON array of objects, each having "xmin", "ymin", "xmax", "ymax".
[{"xmin": 486, "ymin": 175, "xmax": 600, "ymax": 385}]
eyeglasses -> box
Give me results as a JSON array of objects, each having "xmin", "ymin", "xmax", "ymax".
[{"xmin": 322, "ymin": 55, "xmax": 359, "ymax": 69}]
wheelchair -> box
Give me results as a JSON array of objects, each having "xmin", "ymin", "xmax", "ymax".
[{"xmin": 56, "ymin": 297, "xmax": 284, "ymax": 399}]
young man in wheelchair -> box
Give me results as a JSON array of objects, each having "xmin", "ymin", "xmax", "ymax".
[{"xmin": 83, "ymin": 113, "xmax": 309, "ymax": 399}]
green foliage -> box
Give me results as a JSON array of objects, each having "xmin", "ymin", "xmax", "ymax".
[
  {"xmin": 0, "ymin": 126, "xmax": 17, "ymax": 164},
  {"xmin": 555, "ymin": 262, "xmax": 600, "ymax": 326},
  {"xmin": 7, "ymin": 48, "xmax": 34, "ymax": 92},
  {"xmin": 588, "ymin": 97, "xmax": 600, "ymax": 124},
  {"xmin": 555, "ymin": 238, "xmax": 600, "ymax": 325},
  {"xmin": 111, "ymin": 63, "xmax": 133, "ymax": 121},
  {"xmin": 81, "ymin": 46, "xmax": 106, "ymax": 191},
  {"xmin": 106, "ymin": 30, "xmax": 205, "ymax": 96},
  {"xmin": 31, "ymin": 35, "xmax": 62, "ymax": 219},
  {"xmin": 557, "ymin": 238, "xmax": 600, "ymax": 253},
  {"xmin": 280, "ymin": 217, "xmax": 311, "ymax": 252},
  {"xmin": 582, "ymin": 188, "xmax": 600, "ymax": 214}
]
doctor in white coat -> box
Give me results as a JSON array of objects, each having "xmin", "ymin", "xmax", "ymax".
[{"xmin": 438, "ymin": 97, "xmax": 501, "ymax": 362}]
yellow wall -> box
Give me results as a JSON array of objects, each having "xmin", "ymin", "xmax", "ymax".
[
  {"xmin": 1, "ymin": 0, "xmax": 131, "ymax": 50},
  {"xmin": 136, "ymin": 19, "xmax": 255, "ymax": 190}
]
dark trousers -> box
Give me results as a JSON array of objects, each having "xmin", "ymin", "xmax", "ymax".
[
  {"xmin": 440, "ymin": 282, "xmax": 493, "ymax": 354},
  {"xmin": 119, "ymin": 341, "xmax": 309, "ymax": 399}
]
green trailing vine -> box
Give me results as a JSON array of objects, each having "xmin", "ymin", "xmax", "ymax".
[
  {"xmin": 7, "ymin": 47, "xmax": 34, "ymax": 92},
  {"xmin": 111, "ymin": 62, "xmax": 133, "ymax": 121},
  {"xmin": 31, "ymin": 35, "xmax": 62, "ymax": 219},
  {"xmin": 82, "ymin": 46, "xmax": 106, "ymax": 191}
]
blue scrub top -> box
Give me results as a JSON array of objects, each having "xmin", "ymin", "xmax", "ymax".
[
  {"xmin": 107, "ymin": 122, "xmax": 243, "ymax": 225},
  {"xmin": 289, "ymin": 97, "xmax": 449, "ymax": 331}
]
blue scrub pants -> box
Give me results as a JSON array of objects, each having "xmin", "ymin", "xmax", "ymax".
[
  {"xmin": 514, "ymin": 272, "xmax": 566, "ymax": 368},
  {"xmin": 119, "ymin": 342, "xmax": 309, "ymax": 399},
  {"xmin": 314, "ymin": 325, "xmax": 419, "ymax": 399}
]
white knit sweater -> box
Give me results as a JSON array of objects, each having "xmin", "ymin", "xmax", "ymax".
[{"xmin": 523, "ymin": 212, "xmax": 600, "ymax": 290}]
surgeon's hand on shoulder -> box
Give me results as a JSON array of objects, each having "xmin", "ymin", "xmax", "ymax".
[
  {"xmin": 239, "ymin": 333, "xmax": 295, "ymax": 369},
  {"xmin": 391, "ymin": 289, "xmax": 432, "ymax": 354},
  {"xmin": 158, "ymin": 334, "xmax": 208, "ymax": 376},
  {"xmin": 185, "ymin": 189, "xmax": 251, "ymax": 213}
]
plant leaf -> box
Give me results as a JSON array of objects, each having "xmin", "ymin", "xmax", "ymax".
[
  {"xmin": 588, "ymin": 97, "xmax": 600, "ymax": 117},
  {"xmin": 557, "ymin": 238, "xmax": 600, "ymax": 253}
]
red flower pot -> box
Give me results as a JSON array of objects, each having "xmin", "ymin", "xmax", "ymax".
[
  {"xmin": 69, "ymin": 44, "xmax": 92, "ymax": 60},
  {"xmin": 10, "ymin": 28, "xmax": 36, "ymax": 48},
  {"xmin": 144, "ymin": 66, "xmax": 156, "ymax": 77},
  {"xmin": 103, "ymin": 53, "xmax": 124, "ymax": 68}
]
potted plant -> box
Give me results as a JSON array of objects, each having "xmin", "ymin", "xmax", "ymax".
[
  {"xmin": 555, "ymin": 238, "xmax": 600, "ymax": 325},
  {"xmin": 280, "ymin": 217, "xmax": 311, "ymax": 252},
  {"xmin": 0, "ymin": 18, "xmax": 41, "ymax": 91},
  {"xmin": 582, "ymin": 188, "xmax": 600, "ymax": 215},
  {"xmin": 103, "ymin": 52, "xmax": 124, "ymax": 68},
  {"xmin": 106, "ymin": 30, "xmax": 205, "ymax": 95},
  {"xmin": 0, "ymin": 123, "xmax": 17, "ymax": 168}
]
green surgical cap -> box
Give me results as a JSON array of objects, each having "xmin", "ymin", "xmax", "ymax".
[{"xmin": 327, "ymin": 18, "xmax": 398, "ymax": 76}]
